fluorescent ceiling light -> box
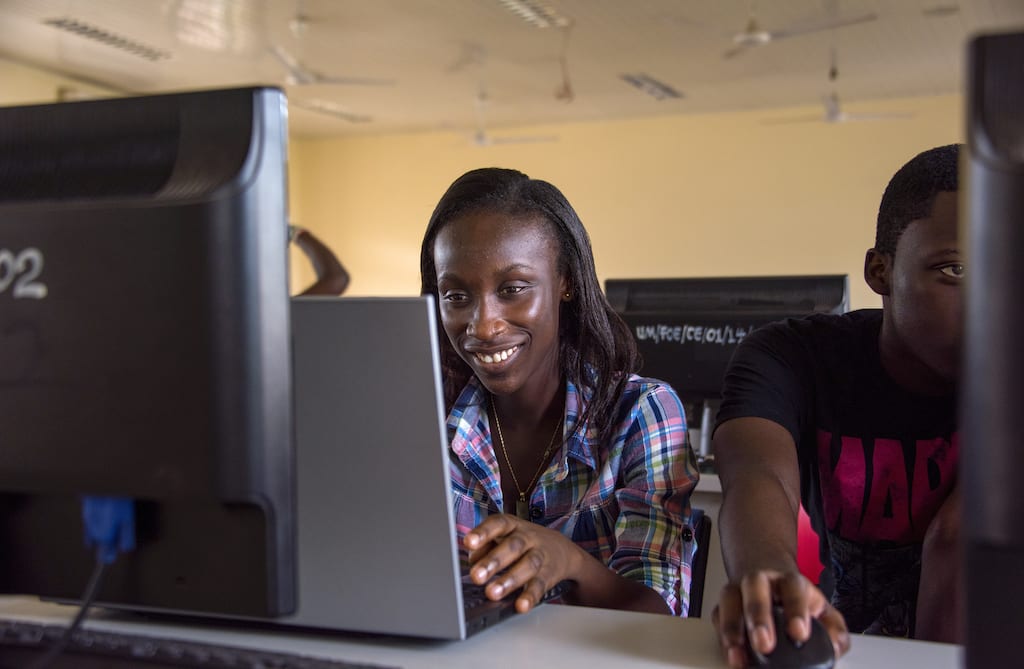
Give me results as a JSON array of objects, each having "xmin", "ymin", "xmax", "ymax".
[
  {"xmin": 43, "ymin": 17, "xmax": 171, "ymax": 61},
  {"xmin": 620, "ymin": 73, "xmax": 684, "ymax": 101},
  {"xmin": 496, "ymin": 0, "xmax": 572, "ymax": 28}
]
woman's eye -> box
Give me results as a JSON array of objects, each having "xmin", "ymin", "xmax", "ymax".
[
  {"xmin": 940, "ymin": 264, "xmax": 965, "ymax": 278},
  {"xmin": 500, "ymin": 285, "xmax": 526, "ymax": 296},
  {"xmin": 441, "ymin": 291, "xmax": 467, "ymax": 303}
]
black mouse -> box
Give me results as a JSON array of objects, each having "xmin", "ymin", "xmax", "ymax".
[{"xmin": 747, "ymin": 606, "xmax": 835, "ymax": 669}]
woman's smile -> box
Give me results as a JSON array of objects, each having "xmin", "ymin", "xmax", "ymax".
[{"xmin": 472, "ymin": 345, "xmax": 520, "ymax": 366}]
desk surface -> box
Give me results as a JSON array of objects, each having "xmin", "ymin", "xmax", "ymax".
[
  {"xmin": 698, "ymin": 472, "xmax": 721, "ymax": 493},
  {"xmin": 0, "ymin": 596, "xmax": 959, "ymax": 669}
]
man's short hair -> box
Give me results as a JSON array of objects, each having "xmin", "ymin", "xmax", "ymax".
[{"xmin": 875, "ymin": 144, "xmax": 961, "ymax": 255}]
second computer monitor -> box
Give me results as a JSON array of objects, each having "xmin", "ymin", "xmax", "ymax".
[{"xmin": 606, "ymin": 275, "xmax": 849, "ymax": 453}]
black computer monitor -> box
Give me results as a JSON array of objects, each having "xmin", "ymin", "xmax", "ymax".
[
  {"xmin": 963, "ymin": 30, "xmax": 1024, "ymax": 668},
  {"xmin": 0, "ymin": 87, "xmax": 296, "ymax": 618},
  {"xmin": 606, "ymin": 275, "xmax": 849, "ymax": 404},
  {"xmin": 606, "ymin": 275, "xmax": 849, "ymax": 455}
]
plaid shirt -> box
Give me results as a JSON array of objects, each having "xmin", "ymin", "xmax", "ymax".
[{"xmin": 447, "ymin": 374, "xmax": 698, "ymax": 615}]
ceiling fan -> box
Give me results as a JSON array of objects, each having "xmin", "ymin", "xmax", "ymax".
[
  {"xmin": 464, "ymin": 87, "xmax": 558, "ymax": 147},
  {"xmin": 723, "ymin": 1, "xmax": 877, "ymax": 60},
  {"xmin": 269, "ymin": 0, "xmax": 395, "ymax": 87},
  {"xmin": 269, "ymin": 45, "xmax": 395, "ymax": 87},
  {"xmin": 448, "ymin": 28, "xmax": 573, "ymax": 105},
  {"xmin": 268, "ymin": 1, "xmax": 394, "ymax": 124},
  {"xmin": 289, "ymin": 97, "xmax": 372, "ymax": 124},
  {"xmin": 268, "ymin": 44, "xmax": 388, "ymax": 123},
  {"xmin": 762, "ymin": 48, "xmax": 913, "ymax": 125},
  {"xmin": 286, "ymin": 0, "xmax": 318, "ymax": 38},
  {"xmin": 762, "ymin": 91, "xmax": 914, "ymax": 124},
  {"xmin": 447, "ymin": 45, "xmax": 558, "ymax": 146}
]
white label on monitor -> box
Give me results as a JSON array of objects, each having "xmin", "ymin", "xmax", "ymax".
[{"xmin": 0, "ymin": 248, "xmax": 48, "ymax": 299}]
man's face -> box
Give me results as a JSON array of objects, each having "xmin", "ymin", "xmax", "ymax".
[{"xmin": 885, "ymin": 190, "xmax": 963, "ymax": 388}]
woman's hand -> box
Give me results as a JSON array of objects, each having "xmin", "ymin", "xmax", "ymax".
[{"xmin": 464, "ymin": 513, "xmax": 581, "ymax": 613}]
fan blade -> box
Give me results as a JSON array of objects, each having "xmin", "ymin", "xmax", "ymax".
[
  {"xmin": 290, "ymin": 98, "xmax": 372, "ymax": 123},
  {"xmin": 486, "ymin": 134, "xmax": 559, "ymax": 145},
  {"xmin": 760, "ymin": 114, "xmax": 829, "ymax": 125},
  {"xmin": 270, "ymin": 45, "xmax": 306, "ymax": 82},
  {"xmin": 823, "ymin": 92, "xmax": 842, "ymax": 120},
  {"xmin": 726, "ymin": 12, "xmax": 877, "ymax": 58},
  {"xmin": 307, "ymin": 73, "xmax": 397, "ymax": 86},
  {"xmin": 831, "ymin": 111, "xmax": 915, "ymax": 123},
  {"xmin": 761, "ymin": 107, "xmax": 914, "ymax": 125},
  {"xmin": 823, "ymin": 92, "xmax": 913, "ymax": 122},
  {"xmin": 446, "ymin": 42, "xmax": 487, "ymax": 74},
  {"xmin": 271, "ymin": 45, "xmax": 395, "ymax": 86},
  {"xmin": 465, "ymin": 124, "xmax": 558, "ymax": 147},
  {"xmin": 722, "ymin": 43, "xmax": 752, "ymax": 59},
  {"xmin": 769, "ymin": 12, "xmax": 877, "ymax": 41},
  {"xmin": 469, "ymin": 132, "xmax": 559, "ymax": 147}
]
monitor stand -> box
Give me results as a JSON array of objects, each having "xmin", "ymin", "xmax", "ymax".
[{"xmin": 697, "ymin": 399, "xmax": 719, "ymax": 460}]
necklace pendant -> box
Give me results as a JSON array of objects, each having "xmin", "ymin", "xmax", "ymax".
[{"xmin": 515, "ymin": 496, "xmax": 530, "ymax": 520}]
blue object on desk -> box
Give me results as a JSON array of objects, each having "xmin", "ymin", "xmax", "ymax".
[{"xmin": 81, "ymin": 496, "xmax": 136, "ymax": 564}]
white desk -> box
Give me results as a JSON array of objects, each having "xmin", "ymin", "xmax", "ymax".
[{"xmin": 0, "ymin": 596, "xmax": 960, "ymax": 668}]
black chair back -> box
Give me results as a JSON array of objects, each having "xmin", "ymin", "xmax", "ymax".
[{"xmin": 685, "ymin": 507, "xmax": 713, "ymax": 618}]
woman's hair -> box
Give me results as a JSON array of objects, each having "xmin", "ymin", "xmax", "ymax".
[{"xmin": 420, "ymin": 167, "xmax": 640, "ymax": 444}]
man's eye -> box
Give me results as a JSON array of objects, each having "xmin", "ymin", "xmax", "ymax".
[{"xmin": 940, "ymin": 264, "xmax": 965, "ymax": 278}]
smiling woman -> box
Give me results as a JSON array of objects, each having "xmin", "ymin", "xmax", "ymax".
[{"xmin": 419, "ymin": 167, "xmax": 699, "ymax": 616}]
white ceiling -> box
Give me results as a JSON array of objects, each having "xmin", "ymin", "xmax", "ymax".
[{"xmin": 1, "ymin": 0, "xmax": 1022, "ymax": 138}]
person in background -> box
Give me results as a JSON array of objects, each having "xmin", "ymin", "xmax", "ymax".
[
  {"xmin": 290, "ymin": 223, "xmax": 349, "ymax": 296},
  {"xmin": 420, "ymin": 167, "xmax": 699, "ymax": 615},
  {"xmin": 712, "ymin": 144, "xmax": 963, "ymax": 666}
]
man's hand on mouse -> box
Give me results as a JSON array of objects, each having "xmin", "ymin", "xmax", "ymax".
[{"xmin": 711, "ymin": 569, "xmax": 851, "ymax": 668}]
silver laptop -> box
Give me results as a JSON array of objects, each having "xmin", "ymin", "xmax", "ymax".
[{"xmin": 282, "ymin": 296, "xmax": 524, "ymax": 640}]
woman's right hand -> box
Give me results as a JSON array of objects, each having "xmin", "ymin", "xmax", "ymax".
[
  {"xmin": 463, "ymin": 513, "xmax": 583, "ymax": 613},
  {"xmin": 711, "ymin": 570, "xmax": 850, "ymax": 668}
]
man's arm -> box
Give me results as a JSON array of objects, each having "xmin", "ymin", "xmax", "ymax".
[
  {"xmin": 717, "ymin": 417, "xmax": 802, "ymax": 578},
  {"xmin": 915, "ymin": 484, "xmax": 962, "ymax": 642},
  {"xmin": 713, "ymin": 416, "xmax": 850, "ymax": 668},
  {"xmin": 291, "ymin": 225, "xmax": 349, "ymax": 296}
]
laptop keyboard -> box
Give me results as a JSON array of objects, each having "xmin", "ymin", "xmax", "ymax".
[
  {"xmin": 0, "ymin": 619, "xmax": 399, "ymax": 669},
  {"xmin": 461, "ymin": 579, "xmax": 571, "ymax": 610}
]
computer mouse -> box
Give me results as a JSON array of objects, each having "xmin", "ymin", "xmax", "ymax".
[{"xmin": 747, "ymin": 606, "xmax": 835, "ymax": 669}]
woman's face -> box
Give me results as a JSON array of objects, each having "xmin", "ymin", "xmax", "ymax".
[{"xmin": 432, "ymin": 209, "xmax": 567, "ymax": 400}]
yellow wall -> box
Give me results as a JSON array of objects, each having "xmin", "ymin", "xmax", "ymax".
[
  {"xmin": 291, "ymin": 94, "xmax": 961, "ymax": 309},
  {"xmin": 1, "ymin": 56, "xmax": 962, "ymax": 310},
  {"xmin": 0, "ymin": 57, "xmax": 116, "ymax": 104}
]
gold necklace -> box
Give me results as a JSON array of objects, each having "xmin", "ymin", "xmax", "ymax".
[{"xmin": 490, "ymin": 394, "xmax": 563, "ymax": 520}]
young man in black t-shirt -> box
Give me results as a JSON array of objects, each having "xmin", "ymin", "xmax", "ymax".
[{"xmin": 711, "ymin": 144, "xmax": 963, "ymax": 668}]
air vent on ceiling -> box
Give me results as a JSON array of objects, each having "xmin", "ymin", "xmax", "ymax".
[
  {"xmin": 620, "ymin": 73, "xmax": 684, "ymax": 101},
  {"xmin": 43, "ymin": 17, "xmax": 172, "ymax": 62}
]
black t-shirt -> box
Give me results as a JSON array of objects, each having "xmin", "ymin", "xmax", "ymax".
[{"xmin": 715, "ymin": 309, "xmax": 958, "ymax": 636}]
